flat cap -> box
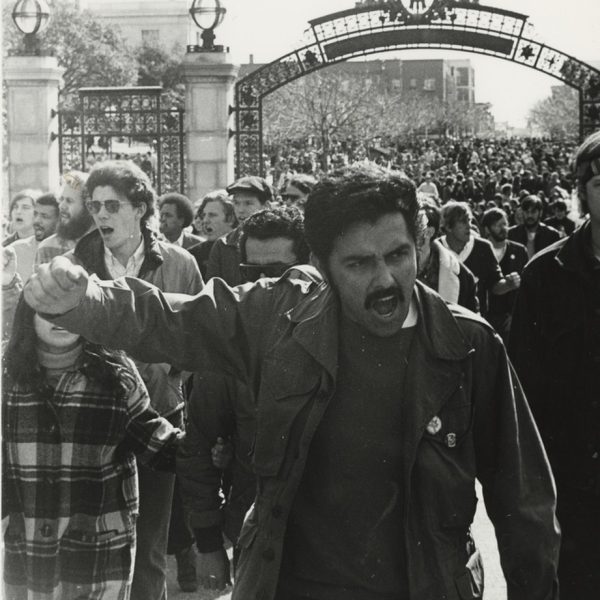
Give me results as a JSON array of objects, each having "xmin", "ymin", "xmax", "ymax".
[{"xmin": 226, "ymin": 176, "xmax": 273, "ymax": 203}]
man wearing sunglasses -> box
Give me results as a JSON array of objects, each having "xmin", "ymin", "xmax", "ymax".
[
  {"xmin": 206, "ymin": 175, "xmax": 274, "ymax": 285},
  {"xmin": 26, "ymin": 164, "xmax": 559, "ymax": 600},
  {"xmin": 62, "ymin": 160, "xmax": 204, "ymax": 599},
  {"xmin": 180, "ymin": 206, "xmax": 314, "ymax": 590},
  {"xmin": 238, "ymin": 205, "xmax": 310, "ymax": 283}
]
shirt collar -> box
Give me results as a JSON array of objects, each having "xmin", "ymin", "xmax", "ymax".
[{"xmin": 104, "ymin": 237, "xmax": 146, "ymax": 279}]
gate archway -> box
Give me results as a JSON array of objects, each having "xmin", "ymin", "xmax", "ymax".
[{"xmin": 233, "ymin": 0, "xmax": 600, "ymax": 177}]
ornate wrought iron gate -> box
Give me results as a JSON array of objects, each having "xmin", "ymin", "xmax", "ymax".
[
  {"xmin": 54, "ymin": 86, "xmax": 185, "ymax": 195},
  {"xmin": 233, "ymin": 0, "xmax": 600, "ymax": 177}
]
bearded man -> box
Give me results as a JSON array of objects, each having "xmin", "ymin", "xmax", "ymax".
[
  {"xmin": 35, "ymin": 171, "xmax": 95, "ymax": 265},
  {"xmin": 481, "ymin": 207, "xmax": 528, "ymax": 341}
]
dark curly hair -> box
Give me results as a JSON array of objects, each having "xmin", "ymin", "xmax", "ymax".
[
  {"xmin": 304, "ymin": 164, "xmax": 423, "ymax": 263},
  {"xmin": 86, "ymin": 160, "xmax": 156, "ymax": 226},
  {"xmin": 159, "ymin": 193, "xmax": 195, "ymax": 228},
  {"xmin": 239, "ymin": 205, "xmax": 310, "ymax": 263},
  {"xmin": 3, "ymin": 295, "xmax": 137, "ymax": 398}
]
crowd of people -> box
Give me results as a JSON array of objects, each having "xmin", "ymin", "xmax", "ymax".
[{"xmin": 2, "ymin": 129, "xmax": 599, "ymax": 600}]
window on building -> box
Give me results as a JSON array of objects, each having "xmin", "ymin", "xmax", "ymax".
[
  {"xmin": 409, "ymin": 78, "xmax": 417, "ymax": 89},
  {"xmin": 391, "ymin": 79, "xmax": 402, "ymax": 91},
  {"xmin": 457, "ymin": 89, "xmax": 470, "ymax": 102},
  {"xmin": 142, "ymin": 30, "xmax": 159, "ymax": 44},
  {"xmin": 423, "ymin": 78, "xmax": 436, "ymax": 91},
  {"xmin": 456, "ymin": 67, "xmax": 470, "ymax": 87}
]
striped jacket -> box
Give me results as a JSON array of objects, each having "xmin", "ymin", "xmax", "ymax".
[{"xmin": 2, "ymin": 353, "xmax": 181, "ymax": 600}]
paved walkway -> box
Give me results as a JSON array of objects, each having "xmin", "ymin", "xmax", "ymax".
[{"xmin": 166, "ymin": 483, "xmax": 507, "ymax": 600}]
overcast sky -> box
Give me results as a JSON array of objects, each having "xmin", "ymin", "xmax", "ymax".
[{"xmin": 220, "ymin": 0, "xmax": 599, "ymax": 127}]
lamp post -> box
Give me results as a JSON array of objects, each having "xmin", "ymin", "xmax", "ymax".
[
  {"xmin": 188, "ymin": 0, "xmax": 227, "ymax": 53},
  {"xmin": 6, "ymin": 0, "xmax": 62, "ymax": 201},
  {"xmin": 11, "ymin": 0, "xmax": 51, "ymax": 56}
]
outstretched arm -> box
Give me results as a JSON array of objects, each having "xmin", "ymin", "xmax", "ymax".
[{"xmin": 23, "ymin": 256, "xmax": 267, "ymax": 377}]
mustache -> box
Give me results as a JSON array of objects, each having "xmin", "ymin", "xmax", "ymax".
[{"xmin": 364, "ymin": 287, "xmax": 404, "ymax": 310}]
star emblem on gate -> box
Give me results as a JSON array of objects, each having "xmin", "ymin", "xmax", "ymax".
[{"xmin": 520, "ymin": 45, "xmax": 535, "ymax": 60}]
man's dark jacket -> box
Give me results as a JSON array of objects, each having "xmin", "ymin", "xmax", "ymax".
[
  {"xmin": 51, "ymin": 271, "xmax": 559, "ymax": 600},
  {"xmin": 508, "ymin": 222, "xmax": 560, "ymax": 256},
  {"xmin": 509, "ymin": 221, "xmax": 600, "ymax": 495},
  {"xmin": 205, "ymin": 227, "xmax": 243, "ymax": 285}
]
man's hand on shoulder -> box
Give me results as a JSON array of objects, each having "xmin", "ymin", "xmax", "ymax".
[{"xmin": 24, "ymin": 256, "xmax": 89, "ymax": 315}]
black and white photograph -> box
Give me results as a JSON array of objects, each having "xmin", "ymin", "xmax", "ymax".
[{"xmin": 2, "ymin": 1, "xmax": 599, "ymax": 598}]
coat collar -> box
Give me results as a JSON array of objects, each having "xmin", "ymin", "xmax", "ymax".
[
  {"xmin": 286, "ymin": 279, "xmax": 473, "ymax": 379},
  {"xmin": 221, "ymin": 226, "xmax": 243, "ymax": 248},
  {"xmin": 555, "ymin": 221, "xmax": 598, "ymax": 274}
]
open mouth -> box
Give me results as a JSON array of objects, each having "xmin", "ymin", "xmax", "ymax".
[
  {"xmin": 369, "ymin": 294, "xmax": 400, "ymax": 318},
  {"xmin": 99, "ymin": 226, "xmax": 114, "ymax": 236}
]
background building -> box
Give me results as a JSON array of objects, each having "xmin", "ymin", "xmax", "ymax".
[
  {"xmin": 81, "ymin": 0, "xmax": 192, "ymax": 49},
  {"xmin": 81, "ymin": 0, "xmax": 477, "ymax": 107},
  {"xmin": 240, "ymin": 57, "xmax": 477, "ymax": 105}
]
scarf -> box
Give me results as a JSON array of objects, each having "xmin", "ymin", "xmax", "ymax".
[{"xmin": 37, "ymin": 343, "xmax": 83, "ymax": 385}]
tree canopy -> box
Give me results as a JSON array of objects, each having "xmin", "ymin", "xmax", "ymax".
[
  {"xmin": 135, "ymin": 42, "xmax": 186, "ymax": 107},
  {"xmin": 528, "ymin": 86, "xmax": 578, "ymax": 138},
  {"xmin": 264, "ymin": 69, "xmax": 494, "ymax": 170}
]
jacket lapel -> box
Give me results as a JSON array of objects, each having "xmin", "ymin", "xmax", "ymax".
[
  {"xmin": 287, "ymin": 283, "xmax": 339, "ymax": 381},
  {"xmin": 400, "ymin": 283, "xmax": 474, "ymax": 518}
]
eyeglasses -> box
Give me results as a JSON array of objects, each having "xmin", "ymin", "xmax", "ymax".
[
  {"xmin": 239, "ymin": 262, "xmax": 299, "ymax": 283},
  {"xmin": 281, "ymin": 193, "xmax": 303, "ymax": 203},
  {"xmin": 85, "ymin": 199, "xmax": 129, "ymax": 215}
]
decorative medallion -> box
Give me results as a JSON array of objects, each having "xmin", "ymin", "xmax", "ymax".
[
  {"xmin": 401, "ymin": 0, "xmax": 436, "ymax": 17},
  {"xmin": 382, "ymin": 0, "xmax": 454, "ymax": 24}
]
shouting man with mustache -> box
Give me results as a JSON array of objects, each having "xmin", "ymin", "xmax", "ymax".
[{"xmin": 25, "ymin": 165, "xmax": 559, "ymax": 600}]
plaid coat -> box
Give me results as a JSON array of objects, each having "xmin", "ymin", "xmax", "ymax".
[{"xmin": 2, "ymin": 354, "xmax": 180, "ymax": 600}]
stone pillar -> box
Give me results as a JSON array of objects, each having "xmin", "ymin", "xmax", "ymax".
[
  {"xmin": 181, "ymin": 52, "xmax": 239, "ymax": 202},
  {"xmin": 4, "ymin": 56, "xmax": 64, "ymax": 200}
]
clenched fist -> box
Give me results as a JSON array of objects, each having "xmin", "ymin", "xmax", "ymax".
[
  {"xmin": 504, "ymin": 272, "xmax": 521, "ymax": 291},
  {"xmin": 24, "ymin": 256, "xmax": 89, "ymax": 315}
]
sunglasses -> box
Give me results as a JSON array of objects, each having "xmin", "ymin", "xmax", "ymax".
[
  {"xmin": 281, "ymin": 193, "xmax": 304, "ymax": 203},
  {"xmin": 85, "ymin": 199, "xmax": 129, "ymax": 215},
  {"xmin": 239, "ymin": 262, "xmax": 299, "ymax": 283}
]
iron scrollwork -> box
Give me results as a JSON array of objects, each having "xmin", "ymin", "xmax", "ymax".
[{"xmin": 56, "ymin": 87, "xmax": 185, "ymax": 195}]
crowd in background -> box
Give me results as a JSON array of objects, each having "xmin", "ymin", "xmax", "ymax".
[
  {"xmin": 267, "ymin": 135, "xmax": 578, "ymax": 214},
  {"xmin": 2, "ymin": 130, "xmax": 596, "ymax": 600}
]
